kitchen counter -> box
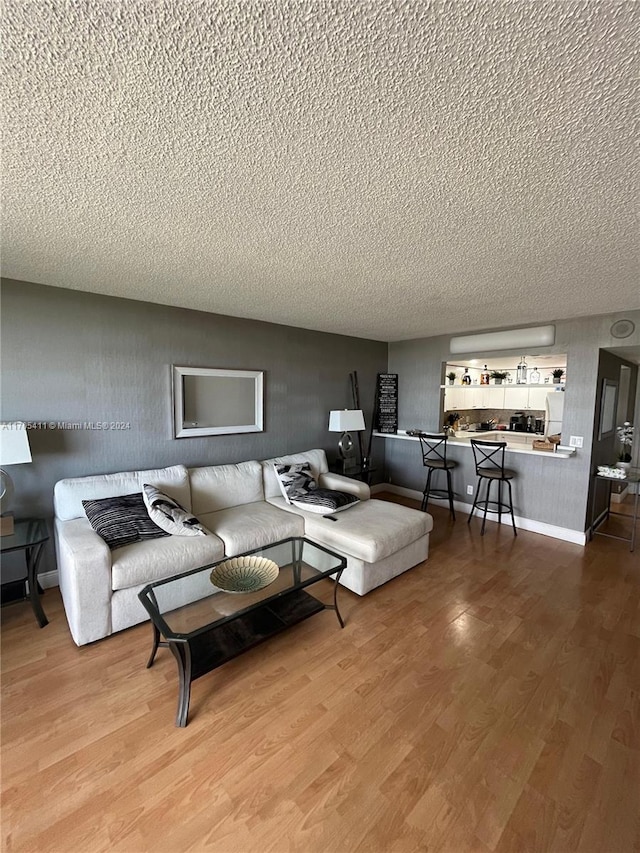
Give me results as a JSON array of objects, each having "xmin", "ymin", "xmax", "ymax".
[{"xmin": 373, "ymin": 430, "xmax": 576, "ymax": 458}]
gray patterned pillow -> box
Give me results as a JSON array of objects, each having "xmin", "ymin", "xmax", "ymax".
[
  {"xmin": 273, "ymin": 462, "xmax": 317, "ymax": 504},
  {"xmin": 142, "ymin": 484, "xmax": 208, "ymax": 536}
]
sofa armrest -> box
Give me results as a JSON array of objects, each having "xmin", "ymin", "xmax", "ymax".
[
  {"xmin": 55, "ymin": 517, "xmax": 113, "ymax": 646},
  {"xmin": 318, "ymin": 472, "xmax": 370, "ymax": 501}
]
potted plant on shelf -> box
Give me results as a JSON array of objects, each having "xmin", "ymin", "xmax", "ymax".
[
  {"xmin": 615, "ymin": 421, "xmax": 634, "ymax": 471},
  {"xmin": 490, "ymin": 370, "xmax": 508, "ymax": 385},
  {"xmin": 552, "ymin": 368, "xmax": 565, "ymax": 384},
  {"xmin": 446, "ymin": 371, "xmax": 457, "ymax": 385}
]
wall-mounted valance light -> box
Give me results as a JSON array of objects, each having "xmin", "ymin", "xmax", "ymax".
[{"xmin": 449, "ymin": 325, "xmax": 555, "ymax": 354}]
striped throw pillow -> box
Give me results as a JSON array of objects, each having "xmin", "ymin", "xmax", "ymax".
[
  {"xmin": 291, "ymin": 488, "xmax": 359, "ymax": 515},
  {"xmin": 82, "ymin": 493, "xmax": 169, "ymax": 550}
]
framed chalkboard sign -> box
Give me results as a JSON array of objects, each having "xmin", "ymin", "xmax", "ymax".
[{"xmin": 375, "ymin": 373, "xmax": 398, "ymax": 433}]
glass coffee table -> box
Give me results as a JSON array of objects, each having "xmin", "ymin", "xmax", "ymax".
[{"xmin": 138, "ymin": 537, "xmax": 347, "ymax": 726}]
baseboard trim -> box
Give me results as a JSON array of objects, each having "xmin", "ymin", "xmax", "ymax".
[
  {"xmin": 373, "ymin": 483, "xmax": 587, "ymax": 546},
  {"xmin": 39, "ymin": 570, "xmax": 59, "ymax": 589}
]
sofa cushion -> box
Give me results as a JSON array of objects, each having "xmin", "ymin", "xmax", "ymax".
[
  {"xmin": 54, "ymin": 465, "xmax": 191, "ymax": 522},
  {"xmin": 261, "ymin": 449, "xmax": 329, "ymax": 499},
  {"xmin": 198, "ymin": 501, "xmax": 304, "ymax": 556},
  {"xmin": 111, "ymin": 529, "xmax": 225, "ymax": 591},
  {"xmin": 82, "ymin": 493, "xmax": 169, "ymax": 550},
  {"xmin": 142, "ymin": 484, "xmax": 207, "ymax": 536},
  {"xmin": 189, "ymin": 461, "xmax": 264, "ymax": 514},
  {"xmin": 266, "ymin": 496, "xmax": 433, "ymax": 563}
]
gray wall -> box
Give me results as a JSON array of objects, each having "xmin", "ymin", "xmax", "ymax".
[
  {"xmin": 387, "ymin": 312, "xmax": 640, "ymax": 533},
  {"xmin": 1, "ymin": 279, "xmax": 387, "ymax": 574}
]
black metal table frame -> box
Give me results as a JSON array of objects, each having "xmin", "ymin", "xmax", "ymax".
[
  {"xmin": 589, "ymin": 473, "xmax": 639, "ymax": 553},
  {"xmin": 0, "ymin": 519, "xmax": 49, "ymax": 628},
  {"xmin": 139, "ymin": 538, "xmax": 346, "ymax": 727}
]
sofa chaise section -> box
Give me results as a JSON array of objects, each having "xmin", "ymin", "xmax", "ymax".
[{"xmin": 260, "ymin": 450, "xmax": 433, "ymax": 595}]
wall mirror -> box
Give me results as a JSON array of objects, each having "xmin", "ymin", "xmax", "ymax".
[
  {"xmin": 598, "ymin": 378, "xmax": 618, "ymax": 440},
  {"xmin": 172, "ymin": 366, "xmax": 264, "ymax": 438}
]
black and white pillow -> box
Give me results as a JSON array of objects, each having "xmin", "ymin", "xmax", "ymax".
[
  {"xmin": 82, "ymin": 493, "xmax": 169, "ymax": 550},
  {"xmin": 291, "ymin": 488, "xmax": 359, "ymax": 515},
  {"xmin": 273, "ymin": 462, "xmax": 317, "ymax": 504},
  {"xmin": 142, "ymin": 484, "xmax": 207, "ymax": 536}
]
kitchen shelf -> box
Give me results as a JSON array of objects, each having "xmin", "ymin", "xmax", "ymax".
[{"xmin": 440, "ymin": 384, "xmax": 564, "ymax": 389}]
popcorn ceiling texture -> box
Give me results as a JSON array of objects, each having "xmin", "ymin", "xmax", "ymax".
[{"xmin": 2, "ymin": 0, "xmax": 638, "ymax": 341}]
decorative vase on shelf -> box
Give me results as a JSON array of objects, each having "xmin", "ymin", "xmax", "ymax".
[{"xmin": 616, "ymin": 461, "xmax": 631, "ymax": 473}]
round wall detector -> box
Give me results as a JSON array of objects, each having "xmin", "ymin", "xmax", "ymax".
[{"xmin": 610, "ymin": 319, "xmax": 635, "ymax": 339}]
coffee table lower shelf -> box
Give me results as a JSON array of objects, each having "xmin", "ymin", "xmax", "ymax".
[{"xmin": 147, "ymin": 589, "xmax": 329, "ymax": 727}]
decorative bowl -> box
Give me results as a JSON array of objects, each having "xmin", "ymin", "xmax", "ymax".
[{"xmin": 210, "ymin": 555, "xmax": 279, "ymax": 593}]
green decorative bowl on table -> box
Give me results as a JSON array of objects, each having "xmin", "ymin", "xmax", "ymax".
[{"xmin": 210, "ymin": 555, "xmax": 280, "ymax": 592}]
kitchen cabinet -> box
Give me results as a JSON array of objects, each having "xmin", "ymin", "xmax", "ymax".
[
  {"xmin": 503, "ymin": 386, "xmax": 550, "ymax": 410},
  {"xmin": 444, "ymin": 386, "xmax": 466, "ymax": 411},
  {"xmin": 445, "ymin": 385, "xmax": 552, "ymax": 412},
  {"xmin": 503, "ymin": 386, "xmax": 530, "ymax": 409},
  {"xmin": 481, "ymin": 386, "xmax": 505, "ymax": 409},
  {"xmin": 445, "ymin": 385, "xmax": 506, "ymax": 410},
  {"xmin": 528, "ymin": 386, "xmax": 550, "ymax": 410}
]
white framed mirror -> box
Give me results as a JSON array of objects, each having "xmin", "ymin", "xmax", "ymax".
[
  {"xmin": 172, "ymin": 366, "xmax": 264, "ymax": 438},
  {"xmin": 598, "ymin": 378, "xmax": 618, "ymax": 440}
]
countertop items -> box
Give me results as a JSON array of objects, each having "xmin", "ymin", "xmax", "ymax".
[{"xmin": 597, "ymin": 466, "xmax": 627, "ymax": 479}]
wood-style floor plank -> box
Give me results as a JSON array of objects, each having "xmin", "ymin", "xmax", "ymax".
[{"xmin": 2, "ymin": 493, "xmax": 639, "ymax": 852}]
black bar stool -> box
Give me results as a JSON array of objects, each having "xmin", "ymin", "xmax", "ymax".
[
  {"xmin": 468, "ymin": 439, "xmax": 517, "ymax": 535},
  {"xmin": 417, "ymin": 432, "xmax": 457, "ymax": 520}
]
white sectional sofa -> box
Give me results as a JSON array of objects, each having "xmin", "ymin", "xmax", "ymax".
[{"xmin": 54, "ymin": 449, "xmax": 433, "ymax": 646}]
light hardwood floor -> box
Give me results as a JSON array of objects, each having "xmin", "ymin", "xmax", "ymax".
[{"xmin": 2, "ymin": 494, "xmax": 639, "ymax": 853}]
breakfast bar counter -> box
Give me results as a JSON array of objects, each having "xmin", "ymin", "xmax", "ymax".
[
  {"xmin": 373, "ymin": 430, "xmax": 576, "ymax": 459},
  {"xmin": 374, "ymin": 429, "xmax": 585, "ymax": 544}
]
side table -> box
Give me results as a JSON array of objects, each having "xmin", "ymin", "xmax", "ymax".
[
  {"xmin": 0, "ymin": 518, "xmax": 50, "ymax": 627},
  {"xmin": 330, "ymin": 460, "xmax": 377, "ymax": 485},
  {"xmin": 589, "ymin": 469, "xmax": 639, "ymax": 553}
]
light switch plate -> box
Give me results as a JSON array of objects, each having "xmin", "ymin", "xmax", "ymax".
[{"xmin": 569, "ymin": 435, "xmax": 583, "ymax": 448}]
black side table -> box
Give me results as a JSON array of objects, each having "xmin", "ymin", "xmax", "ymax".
[
  {"xmin": 0, "ymin": 518, "xmax": 49, "ymax": 627},
  {"xmin": 330, "ymin": 460, "xmax": 377, "ymax": 485}
]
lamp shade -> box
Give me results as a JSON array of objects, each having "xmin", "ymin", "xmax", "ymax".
[
  {"xmin": 0, "ymin": 423, "xmax": 32, "ymax": 465},
  {"xmin": 328, "ymin": 410, "xmax": 366, "ymax": 432}
]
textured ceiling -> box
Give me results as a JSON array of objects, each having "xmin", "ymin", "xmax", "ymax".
[{"xmin": 2, "ymin": 0, "xmax": 639, "ymax": 341}]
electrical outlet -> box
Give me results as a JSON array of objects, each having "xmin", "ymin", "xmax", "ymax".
[
  {"xmin": 569, "ymin": 436, "xmax": 583, "ymax": 448},
  {"xmin": 466, "ymin": 485, "xmax": 474, "ymax": 495}
]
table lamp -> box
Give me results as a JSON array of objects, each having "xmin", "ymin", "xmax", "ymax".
[
  {"xmin": 328, "ymin": 409, "xmax": 365, "ymax": 459},
  {"xmin": 0, "ymin": 422, "xmax": 32, "ymax": 536}
]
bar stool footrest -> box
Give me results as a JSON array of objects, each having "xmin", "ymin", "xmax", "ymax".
[
  {"xmin": 425, "ymin": 489, "xmax": 456, "ymax": 501},
  {"xmin": 475, "ymin": 500, "xmax": 512, "ymax": 515}
]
